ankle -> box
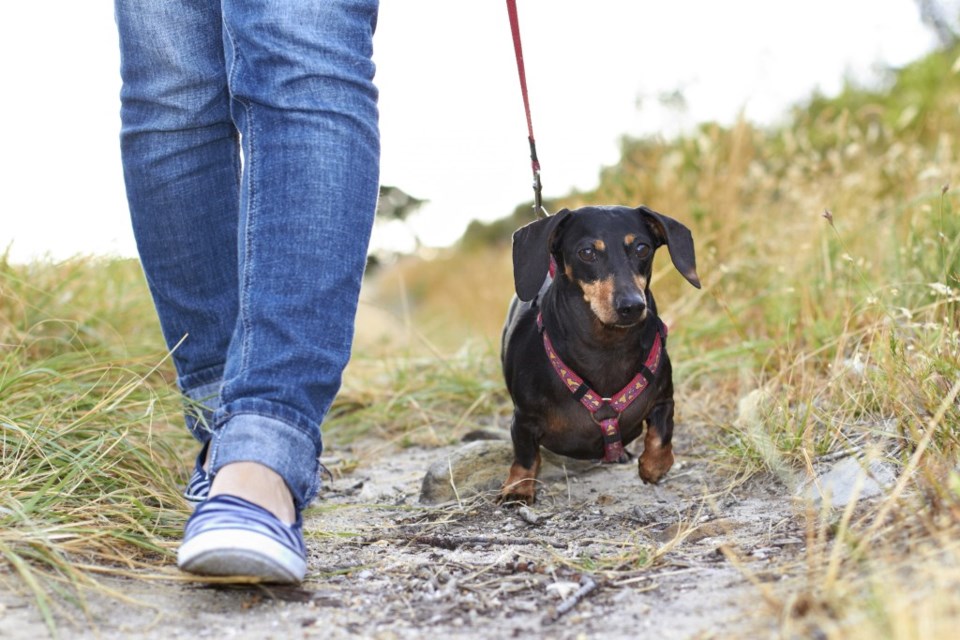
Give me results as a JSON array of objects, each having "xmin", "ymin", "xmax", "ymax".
[{"xmin": 209, "ymin": 461, "xmax": 297, "ymax": 524}]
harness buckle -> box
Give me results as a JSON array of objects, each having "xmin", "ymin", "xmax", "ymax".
[{"xmin": 589, "ymin": 405, "xmax": 622, "ymax": 426}]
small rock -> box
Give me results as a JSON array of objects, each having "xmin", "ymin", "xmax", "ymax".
[
  {"xmin": 418, "ymin": 440, "xmax": 596, "ymax": 504},
  {"xmin": 545, "ymin": 581, "xmax": 581, "ymax": 599},
  {"xmin": 418, "ymin": 441, "xmax": 512, "ymax": 504},
  {"xmin": 751, "ymin": 546, "xmax": 776, "ymax": 560},
  {"xmin": 799, "ymin": 456, "xmax": 896, "ymax": 507},
  {"xmin": 517, "ymin": 505, "xmax": 540, "ymax": 525}
]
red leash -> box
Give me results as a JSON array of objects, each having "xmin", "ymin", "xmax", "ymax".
[{"xmin": 506, "ymin": 0, "xmax": 546, "ymax": 218}]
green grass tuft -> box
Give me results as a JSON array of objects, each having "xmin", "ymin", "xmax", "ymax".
[{"xmin": 0, "ymin": 257, "xmax": 190, "ymax": 635}]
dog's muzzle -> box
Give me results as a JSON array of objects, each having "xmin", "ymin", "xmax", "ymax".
[{"xmin": 614, "ymin": 291, "xmax": 646, "ymax": 325}]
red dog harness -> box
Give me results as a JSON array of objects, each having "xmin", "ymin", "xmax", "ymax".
[{"xmin": 537, "ymin": 312, "xmax": 667, "ymax": 463}]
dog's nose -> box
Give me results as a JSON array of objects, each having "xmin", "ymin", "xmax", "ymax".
[{"xmin": 615, "ymin": 293, "xmax": 646, "ymax": 322}]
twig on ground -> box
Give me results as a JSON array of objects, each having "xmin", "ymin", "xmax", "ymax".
[
  {"xmin": 392, "ymin": 534, "xmax": 569, "ymax": 550},
  {"xmin": 816, "ymin": 449, "xmax": 857, "ymax": 463},
  {"xmin": 356, "ymin": 532, "xmax": 569, "ymax": 550},
  {"xmin": 543, "ymin": 574, "xmax": 599, "ymax": 624}
]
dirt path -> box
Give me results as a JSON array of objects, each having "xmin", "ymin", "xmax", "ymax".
[{"xmin": 0, "ymin": 421, "xmax": 812, "ymax": 639}]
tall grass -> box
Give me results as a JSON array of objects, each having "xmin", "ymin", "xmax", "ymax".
[
  {"xmin": 0, "ymin": 257, "xmax": 187, "ymax": 633},
  {"xmin": 639, "ymin": 49, "xmax": 960, "ymax": 634},
  {"xmin": 326, "ymin": 340, "xmax": 511, "ymax": 449},
  {"xmin": 2, "ymin": 42, "xmax": 959, "ymax": 640},
  {"xmin": 366, "ymin": 45, "xmax": 960, "ymax": 637},
  {"xmin": 0, "ymin": 256, "xmax": 512, "ymax": 634}
]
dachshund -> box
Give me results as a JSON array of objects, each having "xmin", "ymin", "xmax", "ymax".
[{"xmin": 499, "ymin": 205, "xmax": 700, "ymax": 504}]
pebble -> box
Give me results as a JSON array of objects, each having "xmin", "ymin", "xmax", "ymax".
[{"xmin": 799, "ymin": 456, "xmax": 896, "ymax": 507}]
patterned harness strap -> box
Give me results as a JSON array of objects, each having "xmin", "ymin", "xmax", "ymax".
[{"xmin": 538, "ymin": 312, "xmax": 667, "ymax": 463}]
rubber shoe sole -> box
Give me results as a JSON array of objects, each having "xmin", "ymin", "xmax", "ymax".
[
  {"xmin": 177, "ymin": 529, "xmax": 306, "ymax": 583},
  {"xmin": 177, "ymin": 495, "xmax": 307, "ymax": 584}
]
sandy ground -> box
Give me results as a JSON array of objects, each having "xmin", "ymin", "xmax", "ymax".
[{"xmin": 0, "ymin": 421, "xmax": 814, "ymax": 640}]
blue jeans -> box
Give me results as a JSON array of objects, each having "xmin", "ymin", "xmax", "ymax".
[{"xmin": 115, "ymin": 0, "xmax": 380, "ymax": 511}]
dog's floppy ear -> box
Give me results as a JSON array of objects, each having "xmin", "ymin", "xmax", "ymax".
[
  {"xmin": 638, "ymin": 206, "xmax": 701, "ymax": 289},
  {"xmin": 512, "ymin": 208, "xmax": 572, "ymax": 301}
]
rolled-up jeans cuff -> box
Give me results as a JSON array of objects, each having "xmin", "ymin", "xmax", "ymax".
[{"xmin": 209, "ymin": 409, "xmax": 321, "ymax": 512}]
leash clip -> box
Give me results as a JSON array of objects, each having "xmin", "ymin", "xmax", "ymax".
[
  {"xmin": 529, "ymin": 137, "xmax": 547, "ymax": 219},
  {"xmin": 532, "ymin": 169, "xmax": 546, "ymax": 218}
]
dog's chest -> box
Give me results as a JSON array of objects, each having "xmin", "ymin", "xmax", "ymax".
[{"xmin": 538, "ymin": 366, "xmax": 660, "ymax": 459}]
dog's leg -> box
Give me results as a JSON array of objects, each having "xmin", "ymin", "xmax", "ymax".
[
  {"xmin": 639, "ymin": 400, "xmax": 675, "ymax": 483},
  {"xmin": 499, "ymin": 414, "xmax": 542, "ymax": 505}
]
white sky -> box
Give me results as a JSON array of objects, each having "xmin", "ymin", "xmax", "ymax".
[{"xmin": 0, "ymin": 1, "xmax": 936, "ymax": 262}]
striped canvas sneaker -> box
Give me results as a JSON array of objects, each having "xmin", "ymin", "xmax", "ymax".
[
  {"xmin": 177, "ymin": 494, "xmax": 307, "ymax": 584},
  {"xmin": 183, "ymin": 444, "xmax": 211, "ymax": 508}
]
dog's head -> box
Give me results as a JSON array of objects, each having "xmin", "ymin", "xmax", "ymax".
[{"xmin": 512, "ymin": 205, "xmax": 701, "ymax": 326}]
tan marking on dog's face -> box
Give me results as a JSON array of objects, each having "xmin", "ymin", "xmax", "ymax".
[
  {"xmin": 624, "ymin": 234, "xmax": 636, "ymax": 246},
  {"xmin": 579, "ymin": 275, "xmax": 619, "ymax": 324},
  {"xmin": 564, "ymin": 263, "xmax": 574, "ymax": 280},
  {"xmin": 594, "ymin": 239, "xmax": 606, "ymax": 252},
  {"xmin": 632, "ymin": 275, "xmax": 650, "ymax": 321}
]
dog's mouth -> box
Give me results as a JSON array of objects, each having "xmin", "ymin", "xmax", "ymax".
[
  {"xmin": 611, "ymin": 308, "xmax": 648, "ymax": 328},
  {"xmin": 585, "ymin": 302, "xmax": 649, "ymax": 328},
  {"xmin": 598, "ymin": 306, "xmax": 648, "ymax": 329}
]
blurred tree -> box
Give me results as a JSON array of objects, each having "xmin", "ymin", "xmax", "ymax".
[
  {"xmin": 915, "ymin": 0, "xmax": 959, "ymax": 48},
  {"xmin": 367, "ymin": 185, "xmax": 427, "ymax": 272},
  {"xmin": 458, "ymin": 198, "xmax": 559, "ymax": 252},
  {"xmin": 378, "ymin": 185, "xmax": 426, "ymax": 224}
]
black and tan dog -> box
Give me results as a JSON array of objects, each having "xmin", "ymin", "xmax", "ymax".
[{"xmin": 499, "ymin": 205, "xmax": 700, "ymax": 504}]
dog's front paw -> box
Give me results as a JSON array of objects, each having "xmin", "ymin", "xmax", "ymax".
[
  {"xmin": 498, "ymin": 488, "xmax": 536, "ymax": 506},
  {"xmin": 499, "ymin": 463, "xmax": 538, "ymax": 505},
  {"xmin": 638, "ymin": 443, "xmax": 674, "ymax": 484}
]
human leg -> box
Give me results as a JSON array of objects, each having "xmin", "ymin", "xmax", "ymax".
[
  {"xmin": 115, "ymin": 0, "xmax": 239, "ymax": 448},
  {"xmin": 206, "ymin": 0, "xmax": 380, "ymax": 517},
  {"xmin": 180, "ymin": 0, "xmax": 380, "ymax": 582},
  {"xmin": 117, "ymin": 0, "xmax": 380, "ymax": 583}
]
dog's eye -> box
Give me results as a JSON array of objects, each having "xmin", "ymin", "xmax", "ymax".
[
  {"xmin": 577, "ymin": 247, "xmax": 597, "ymax": 263},
  {"xmin": 635, "ymin": 243, "xmax": 652, "ymax": 259}
]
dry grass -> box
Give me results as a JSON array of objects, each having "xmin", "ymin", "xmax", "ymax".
[
  {"xmin": 2, "ymin": 44, "xmax": 959, "ymax": 640},
  {"xmin": 355, "ymin": 45, "xmax": 960, "ymax": 637},
  {"xmin": 0, "ymin": 256, "xmax": 192, "ymax": 634}
]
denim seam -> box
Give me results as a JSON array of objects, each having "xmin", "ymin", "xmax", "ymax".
[
  {"xmin": 239, "ymin": 101, "xmax": 258, "ymax": 401},
  {"xmin": 223, "ymin": 18, "xmax": 257, "ymax": 405}
]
